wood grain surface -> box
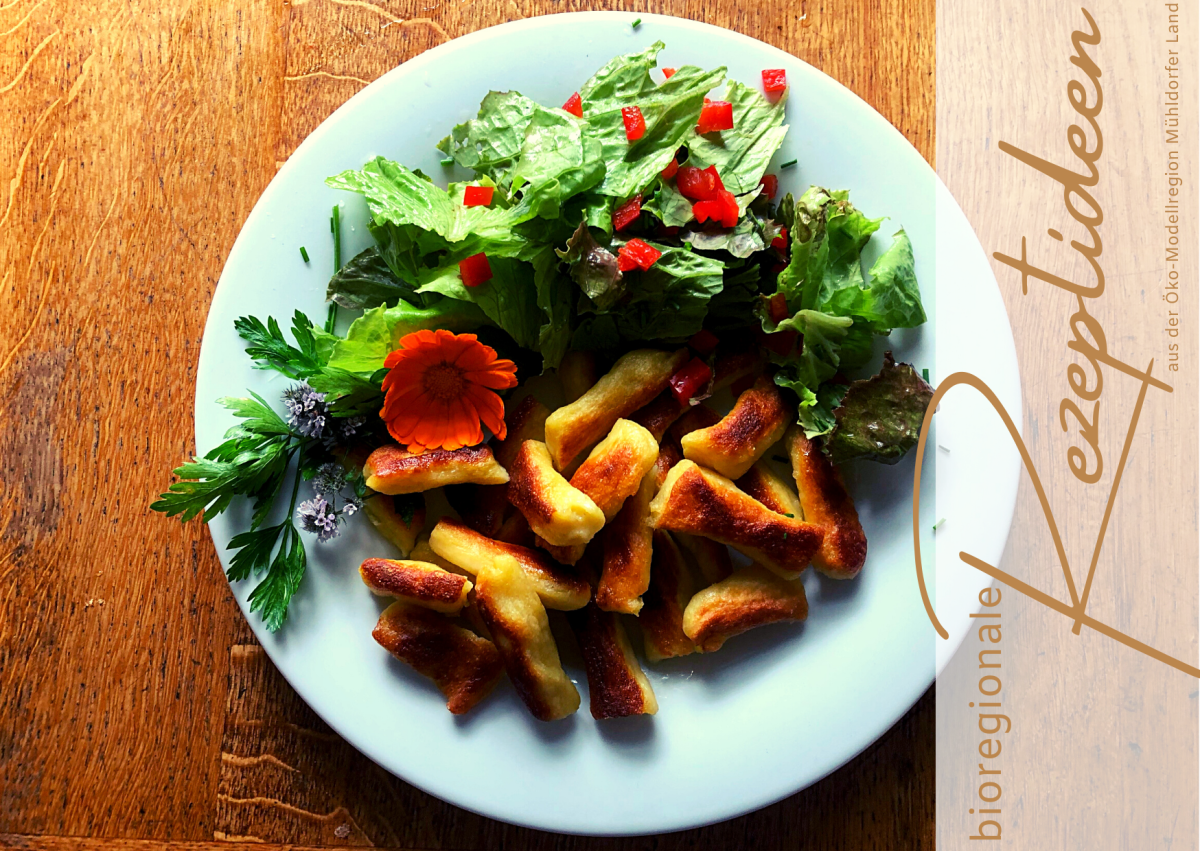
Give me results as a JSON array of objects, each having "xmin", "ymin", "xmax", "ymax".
[{"xmin": 0, "ymin": 0, "xmax": 934, "ymax": 847}]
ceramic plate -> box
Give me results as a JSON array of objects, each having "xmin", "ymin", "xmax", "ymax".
[{"xmin": 196, "ymin": 12, "xmax": 1021, "ymax": 835}]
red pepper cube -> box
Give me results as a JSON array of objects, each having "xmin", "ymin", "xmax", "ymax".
[
  {"xmin": 462, "ymin": 185, "xmax": 495, "ymax": 207},
  {"xmin": 661, "ymin": 158, "xmax": 680, "ymax": 180},
  {"xmin": 717, "ymin": 190, "xmax": 739, "ymax": 227},
  {"xmin": 705, "ymin": 164, "xmax": 726, "ymax": 193},
  {"xmin": 618, "ymin": 238, "xmax": 663, "ymax": 272},
  {"xmin": 762, "ymin": 69, "xmax": 788, "ymax": 93},
  {"xmin": 668, "ymin": 357, "xmax": 714, "ymax": 404},
  {"xmin": 562, "ymin": 91, "xmax": 584, "ymax": 117},
  {"xmin": 622, "ymin": 106, "xmax": 646, "ymax": 142},
  {"xmin": 662, "ymin": 67, "xmax": 677, "ymax": 79},
  {"xmin": 771, "ymin": 226, "xmax": 789, "ymax": 252},
  {"xmin": 677, "ymin": 164, "xmax": 719, "ymax": 201},
  {"xmin": 459, "ymin": 252, "xmax": 493, "ymax": 287},
  {"xmin": 760, "ymin": 173, "xmax": 779, "ymax": 200},
  {"xmin": 696, "ymin": 100, "xmax": 734, "ymax": 134},
  {"xmin": 767, "ymin": 292, "xmax": 790, "ymax": 324},
  {"xmin": 612, "ymin": 194, "xmax": 643, "ymax": 232},
  {"xmin": 617, "ymin": 252, "xmax": 639, "ymax": 273},
  {"xmin": 691, "ymin": 198, "xmax": 721, "ymax": 224},
  {"xmin": 688, "ymin": 329, "xmax": 720, "ymax": 356}
]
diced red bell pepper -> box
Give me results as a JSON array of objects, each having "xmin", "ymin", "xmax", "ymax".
[
  {"xmin": 759, "ymin": 173, "xmax": 779, "ymax": 200},
  {"xmin": 692, "ymin": 189, "xmax": 739, "ymax": 228},
  {"xmin": 688, "ymin": 329, "xmax": 720, "ymax": 356},
  {"xmin": 462, "ymin": 185, "xmax": 494, "ymax": 207},
  {"xmin": 656, "ymin": 224, "xmax": 680, "ymax": 238},
  {"xmin": 662, "ymin": 67, "xmax": 677, "ymax": 79},
  {"xmin": 771, "ymin": 226, "xmax": 788, "ymax": 252},
  {"xmin": 696, "ymin": 100, "xmax": 734, "ymax": 134},
  {"xmin": 661, "ymin": 158, "xmax": 680, "ymax": 180},
  {"xmin": 767, "ymin": 292, "xmax": 790, "ymax": 323},
  {"xmin": 669, "ymin": 357, "xmax": 714, "ymax": 404},
  {"xmin": 612, "ymin": 194, "xmax": 643, "ymax": 231},
  {"xmin": 622, "ymin": 106, "xmax": 646, "ymax": 141},
  {"xmin": 459, "ymin": 252, "xmax": 493, "ymax": 287},
  {"xmin": 562, "ymin": 92, "xmax": 583, "ymax": 117},
  {"xmin": 617, "ymin": 238, "xmax": 662, "ymax": 272},
  {"xmin": 762, "ymin": 69, "xmax": 788, "ymax": 93},
  {"xmin": 676, "ymin": 164, "xmax": 723, "ymax": 201}
]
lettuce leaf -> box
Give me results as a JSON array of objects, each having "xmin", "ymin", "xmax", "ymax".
[
  {"xmin": 686, "ymin": 81, "xmax": 789, "ymax": 194},
  {"xmin": 510, "ymin": 107, "xmax": 607, "ymax": 220},
  {"xmin": 417, "ymin": 256, "xmax": 542, "ymax": 352},
  {"xmin": 579, "ymin": 43, "xmax": 726, "ymax": 199},
  {"xmin": 326, "ymin": 300, "xmax": 488, "ymax": 375},
  {"xmin": 437, "ymin": 91, "xmax": 541, "ymax": 184},
  {"xmin": 644, "ymin": 178, "xmax": 694, "ymax": 227},
  {"xmin": 826, "ymin": 353, "xmax": 933, "ymax": 464},
  {"xmin": 326, "ymin": 157, "xmax": 528, "ymax": 245},
  {"xmin": 823, "ymin": 229, "xmax": 927, "ymax": 330},
  {"xmin": 326, "ymin": 245, "xmax": 431, "ymax": 310},
  {"xmin": 556, "ymin": 221, "xmax": 624, "ymax": 311},
  {"xmin": 532, "ymin": 246, "xmax": 573, "ymax": 370},
  {"xmin": 777, "ymin": 186, "xmax": 884, "ymax": 312},
  {"xmin": 572, "ymin": 243, "xmax": 724, "ymax": 347}
]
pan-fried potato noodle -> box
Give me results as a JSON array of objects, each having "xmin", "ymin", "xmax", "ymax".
[
  {"xmin": 364, "ymin": 444, "xmax": 509, "ymax": 494},
  {"xmin": 544, "ymin": 348, "xmax": 687, "ymax": 469},
  {"xmin": 475, "ymin": 554, "xmax": 580, "ymax": 722},
  {"xmin": 649, "ymin": 460, "xmax": 824, "ymax": 580}
]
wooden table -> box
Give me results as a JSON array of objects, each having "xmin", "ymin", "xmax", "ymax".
[{"xmin": 0, "ymin": 1, "xmax": 933, "ymax": 847}]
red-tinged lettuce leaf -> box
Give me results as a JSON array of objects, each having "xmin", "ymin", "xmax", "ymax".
[
  {"xmin": 556, "ymin": 220, "xmax": 624, "ymax": 311},
  {"xmin": 825, "ymin": 352, "xmax": 934, "ymax": 464}
]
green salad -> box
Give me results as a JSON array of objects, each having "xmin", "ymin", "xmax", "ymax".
[{"xmin": 154, "ymin": 42, "xmax": 932, "ymax": 631}]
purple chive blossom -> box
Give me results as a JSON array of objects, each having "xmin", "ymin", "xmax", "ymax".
[
  {"xmin": 282, "ymin": 383, "xmax": 329, "ymax": 439},
  {"xmin": 334, "ymin": 415, "xmax": 367, "ymax": 445},
  {"xmin": 297, "ymin": 496, "xmax": 340, "ymax": 543}
]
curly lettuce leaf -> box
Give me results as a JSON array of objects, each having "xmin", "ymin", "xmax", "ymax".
[
  {"xmin": 777, "ymin": 186, "xmax": 884, "ymax": 313},
  {"xmin": 579, "ymin": 43, "xmax": 726, "ymax": 199},
  {"xmin": 826, "ymin": 353, "xmax": 934, "ymax": 463},
  {"xmin": 686, "ymin": 81, "xmax": 789, "ymax": 194},
  {"xmin": 510, "ymin": 108, "xmax": 607, "ymax": 220},
  {"xmin": 326, "ymin": 300, "xmax": 488, "ymax": 375},
  {"xmin": 436, "ymin": 91, "xmax": 541, "ymax": 183},
  {"xmin": 326, "ymin": 157, "xmax": 528, "ymax": 245},
  {"xmin": 824, "ymin": 228, "xmax": 927, "ymax": 330}
]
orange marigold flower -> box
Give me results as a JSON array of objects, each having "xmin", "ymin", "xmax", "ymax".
[{"xmin": 380, "ymin": 329, "xmax": 518, "ymax": 453}]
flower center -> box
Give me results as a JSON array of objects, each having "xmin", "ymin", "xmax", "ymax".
[{"xmin": 422, "ymin": 361, "xmax": 467, "ymax": 404}]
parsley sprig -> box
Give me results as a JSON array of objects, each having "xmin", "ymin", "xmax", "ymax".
[{"xmin": 154, "ymin": 310, "xmax": 385, "ymax": 632}]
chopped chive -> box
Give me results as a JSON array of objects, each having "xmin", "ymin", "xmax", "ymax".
[
  {"xmin": 938, "ymin": 443, "xmax": 950, "ymax": 453},
  {"xmin": 782, "ymin": 531, "xmax": 789, "ymax": 540},
  {"xmin": 922, "ymin": 368, "xmax": 930, "ymax": 382},
  {"xmin": 326, "ymin": 205, "xmax": 342, "ymax": 333},
  {"xmin": 932, "ymin": 518, "xmax": 946, "ymax": 532},
  {"xmin": 299, "ymin": 246, "xmax": 309, "ymax": 263},
  {"xmin": 632, "ymin": 17, "xmax": 642, "ymax": 27},
  {"xmin": 780, "ymin": 159, "xmax": 798, "ymax": 169},
  {"xmin": 440, "ymin": 156, "xmax": 454, "ymax": 166},
  {"xmin": 783, "ymin": 513, "xmax": 795, "ymax": 518}
]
